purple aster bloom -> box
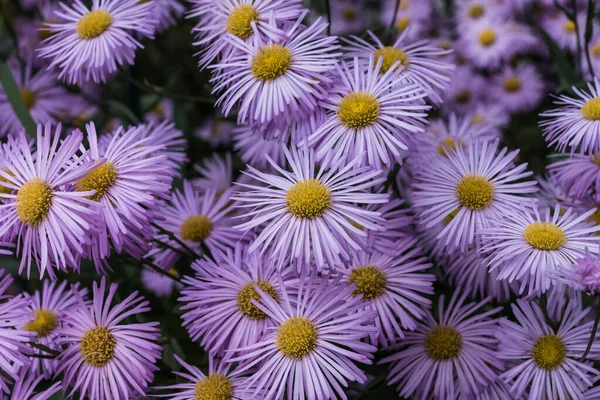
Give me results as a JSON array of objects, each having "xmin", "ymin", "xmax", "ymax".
[
  {"xmin": 56, "ymin": 278, "xmax": 162, "ymax": 400},
  {"xmin": 343, "ymin": 30, "xmax": 455, "ymax": 104},
  {"xmin": 492, "ymin": 64, "xmax": 544, "ymax": 114},
  {"xmin": 306, "ymin": 57, "xmax": 429, "ymax": 170},
  {"xmin": 496, "ymin": 297, "xmax": 600, "ymax": 399},
  {"xmin": 190, "ymin": 0, "xmax": 302, "ymax": 68},
  {"xmin": 329, "ymin": 0, "xmax": 368, "ymax": 35},
  {"xmin": 381, "ymin": 0, "xmax": 431, "ymax": 41},
  {"xmin": 211, "ymin": 13, "xmax": 340, "ymax": 126},
  {"xmin": 535, "ymin": 174, "xmax": 570, "ymax": 209},
  {"xmin": 337, "ymin": 237, "xmax": 435, "ymax": 347},
  {"xmin": 147, "ymin": 181, "xmax": 243, "ymax": 269},
  {"xmin": 140, "ymin": 120, "xmax": 187, "ymax": 177},
  {"xmin": 0, "ymin": 368, "xmax": 61, "ymax": 400},
  {"xmin": 180, "ymin": 244, "xmax": 292, "ymax": 357},
  {"xmin": 541, "ymin": 12, "xmax": 584, "ymax": 52},
  {"xmin": 195, "ymin": 117, "xmax": 235, "ymax": 147},
  {"xmin": 228, "ymin": 273, "xmax": 378, "ymax": 400},
  {"xmin": 78, "ymin": 122, "xmax": 172, "ymax": 272},
  {"xmin": 234, "ymin": 145, "xmax": 387, "ymax": 271},
  {"xmin": 145, "ymin": 0, "xmax": 185, "ymax": 33},
  {"xmin": 482, "ymin": 203, "xmax": 600, "ymax": 295},
  {"xmin": 0, "ymin": 62, "xmax": 70, "ymax": 138},
  {"xmin": 548, "ymin": 151, "xmax": 600, "ymax": 199},
  {"xmin": 441, "ymin": 66, "xmax": 487, "ymax": 113},
  {"xmin": 233, "ymin": 125, "xmax": 288, "ymax": 170},
  {"xmin": 39, "ymin": 0, "xmax": 155, "ymax": 84},
  {"xmin": 192, "ymin": 153, "xmax": 232, "ymax": 194},
  {"xmin": 151, "ymin": 354, "xmax": 255, "ymax": 399},
  {"xmin": 144, "ymin": 98, "xmax": 174, "ymax": 123},
  {"xmin": 456, "ymin": 0, "xmax": 510, "ymax": 27},
  {"xmin": 412, "ymin": 139, "xmax": 537, "ymax": 252},
  {"xmin": 464, "ymin": 102, "xmax": 510, "ymax": 137},
  {"xmin": 141, "ymin": 267, "xmax": 182, "ymax": 297},
  {"xmin": 23, "ymin": 280, "xmax": 88, "ymax": 379},
  {"xmin": 381, "ymin": 290, "xmax": 504, "ymax": 399},
  {"xmin": 0, "ymin": 269, "xmax": 32, "ymax": 395},
  {"xmin": 554, "ymin": 249, "xmax": 600, "ymax": 294},
  {"xmin": 540, "ymin": 78, "xmax": 600, "ymax": 154},
  {"xmin": 0, "ymin": 123, "xmax": 100, "ymax": 279}
]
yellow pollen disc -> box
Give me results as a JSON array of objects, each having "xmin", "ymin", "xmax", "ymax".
[
  {"xmin": 226, "ymin": 4, "xmax": 259, "ymax": 40},
  {"xmin": 397, "ymin": 17, "xmax": 410, "ymax": 32},
  {"xmin": 564, "ymin": 20, "xmax": 576, "ymax": 33},
  {"xmin": 467, "ymin": 4, "xmax": 485, "ymax": 18},
  {"xmin": 75, "ymin": 162, "xmax": 117, "ymax": 201},
  {"xmin": 20, "ymin": 89, "xmax": 36, "ymax": 109},
  {"xmin": 443, "ymin": 208, "xmax": 460, "ymax": 225},
  {"xmin": 587, "ymin": 209, "xmax": 600, "ymax": 230},
  {"xmin": 532, "ymin": 334, "xmax": 566, "ymax": 370},
  {"xmin": 399, "ymin": 0, "xmax": 409, "ymax": 10},
  {"xmin": 180, "ymin": 214, "xmax": 214, "ymax": 242},
  {"xmin": 581, "ymin": 97, "xmax": 600, "ymax": 120},
  {"xmin": 285, "ymin": 179, "xmax": 332, "ymax": 219},
  {"xmin": 470, "ymin": 114, "xmax": 486, "ymax": 124},
  {"xmin": 348, "ymin": 265, "xmax": 387, "ymax": 301},
  {"xmin": 592, "ymin": 43, "xmax": 600, "ymax": 58},
  {"xmin": 194, "ymin": 373, "xmax": 234, "ymax": 400},
  {"xmin": 503, "ymin": 76, "xmax": 522, "ymax": 93},
  {"xmin": 251, "ymin": 44, "xmax": 293, "ymax": 81},
  {"xmin": 373, "ymin": 46, "xmax": 409, "ymax": 73},
  {"xmin": 80, "ymin": 326, "xmax": 116, "ymax": 367},
  {"xmin": 76, "ymin": 10, "xmax": 113, "ymax": 40},
  {"xmin": 425, "ymin": 325, "xmax": 462, "ymax": 360},
  {"xmin": 455, "ymin": 89, "xmax": 471, "ymax": 104},
  {"xmin": 0, "ymin": 168, "xmax": 14, "ymax": 195},
  {"xmin": 24, "ymin": 308, "xmax": 58, "ymax": 337},
  {"xmin": 455, "ymin": 174, "xmax": 495, "ymax": 210},
  {"xmin": 479, "ymin": 29, "xmax": 497, "ymax": 47},
  {"xmin": 236, "ymin": 280, "xmax": 279, "ymax": 319},
  {"xmin": 342, "ymin": 6, "xmax": 357, "ymax": 21},
  {"xmin": 276, "ymin": 316, "xmax": 318, "ymax": 359},
  {"xmin": 523, "ymin": 222, "xmax": 566, "ymax": 251},
  {"xmin": 437, "ymin": 137, "xmax": 465, "ymax": 157},
  {"xmin": 337, "ymin": 91, "xmax": 380, "ymax": 129},
  {"xmin": 16, "ymin": 178, "xmax": 53, "ymax": 227}
]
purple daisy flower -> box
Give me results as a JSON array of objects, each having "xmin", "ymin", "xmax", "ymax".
[
  {"xmin": 305, "ymin": 57, "xmax": 429, "ymax": 170},
  {"xmin": 497, "ymin": 297, "xmax": 600, "ymax": 399},
  {"xmin": 441, "ymin": 66, "xmax": 488, "ymax": 114},
  {"xmin": 56, "ymin": 278, "xmax": 162, "ymax": 400},
  {"xmin": 141, "ymin": 120, "xmax": 187, "ymax": 177},
  {"xmin": 542, "ymin": 12, "xmax": 584, "ymax": 52},
  {"xmin": 456, "ymin": 0, "xmax": 510, "ymax": 27},
  {"xmin": 329, "ymin": 0, "xmax": 368, "ymax": 35},
  {"xmin": 540, "ymin": 78, "xmax": 600, "ymax": 154},
  {"xmin": 0, "ymin": 269, "xmax": 32, "ymax": 395},
  {"xmin": 554, "ymin": 249, "xmax": 600, "ymax": 294},
  {"xmin": 180, "ymin": 244, "xmax": 292, "ymax": 357},
  {"xmin": 412, "ymin": 139, "xmax": 537, "ymax": 252},
  {"xmin": 78, "ymin": 122, "xmax": 172, "ymax": 272},
  {"xmin": 0, "ymin": 368, "xmax": 61, "ymax": 400},
  {"xmin": 147, "ymin": 181, "xmax": 243, "ymax": 269},
  {"xmin": 234, "ymin": 145, "xmax": 388, "ymax": 271},
  {"xmin": 194, "ymin": 117, "xmax": 235, "ymax": 148},
  {"xmin": 492, "ymin": 63, "xmax": 544, "ymax": 114},
  {"xmin": 192, "ymin": 153, "xmax": 232, "ymax": 194},
  {"xmin": 381, "ymin": 0, "xmax": 431, "ymax": 41},
  {"xmin": 145, "ymin": 0, "xmax": 185, "ymax": 33},
  {"xmin": 337, "ymin": 237, "xmax": 435, "ymax": 347},
  {"xmin": 464, "ymin": 101, "xmax": 510, "ymax": 137},
  {"xmin": 228, "ymin": 273, "xmax": 377, "ymax": 400},
  {"xmin": 23, "ymin": 280, "xmax": 87, "ymax": 379},
  {"xmin": 343, "ymin": 30, "xmax": 455, "ymax": 104},
  {"xmin": 233, "ymin": 125, "xmax": 288, "ymax": 170},
  {"xmin": 144, "ymin": 98, "xmax": 174, "ymax": 123},
  {"xmin": 0, "ymin": 123, "xmax": 100, "ymax": 279},
  {"xmin": 39, "ymin": 0, "xmax": 155, "ymax": 84},
  {"xmin": 211, "ymin": 13, "xmax": 340, "ymax": 126},
  {"xmin": 482, "ymin": 203, "xmax": 600, "ymax": 295},
  {"xmin": 381, "ymin": 290, "xmax": 504, "ymax": 399},
  {"xmin": 548, "ymin": 151, "xmax": 600, "ymax": 199}
]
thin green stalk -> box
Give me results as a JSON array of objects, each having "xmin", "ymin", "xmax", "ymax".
[
  {"xmin": 572, "ymin": 0, "xmax": 583, "ymax": 75},
  {"xmin": 325, "ymin": 0, "xmax": 332, "ymax": 36},
  {"xmin": 151, "ymin": 222, "xmax": 202, "ymax": 260},
  {"xmin": 584, "ymin": 0, "xmax": 596, "ymax": 78},
  {"xmin": 388, "ymin": 0, "xmax": 402, "ymax": 43},
  {"xmin": 140, "ymin": 257, "xmax": 182, "ymax": 284},
  {"xmin": 581, "ymin": 296, "xmax": 600, "ymax": 361},
  {"xmin": 0, "ymin": 62, "xmax": 36, "ymax": 137},
  {"xmin": 29, "ymin": 341, "xmax": 61, "ymax": 357}
]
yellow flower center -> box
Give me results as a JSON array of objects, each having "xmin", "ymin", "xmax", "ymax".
[
  {"xmin": 455, "ymin": 89, "xmax": 471, "ymax": 104},
  {"xmin": 24, "ymin": 308, "xmax": 58, "ymax": 337},
  {"xmin": 467, "ymin": 4, "xmax": 485, "ymax": 18},
  {"xmin": 581, "ymin": 97, "xmax": 600, "ymax": 120},
  {"xmin": 16, "ymin": 178, "xmax": 53, "ymax": 227},
  {"xmin": 276, "ymin": 317, "xmax": 317, "ymax": 359},
  {"xmin": 503, "ymin": 76, "xmax": 522, "ymax": 93},
  {"xmin": 586, "ymin": 208, "xmax": 600, "ymax": 228},
  {"xmin": 194, "ymin": 373, "xmax": 234, "ymax": 400},
  {"xmin": 20, "ymin": 89, "xmax": 36, "ymax": 109},
  {"xmin": 523, "ymin": 222, "xmax": 566, "ymax": 251},
  {"xmin": 75, "ymin": 162, "xmax": 117, "ymax": 201},
  {"xmin": 373, "ymin": 46, "xmax": 409, "ymax": 73},
  {"xmin": 456, "ymin": 174, "xmax": 495, "ymax": 210},
  {"xmin": 342, "ymin": 6, "xmax": 357, "ymax": 21},
  {"xmin": 76, "ymin": 10, "xmax": 113, "ymax": 40},
  {"xmin": 337, "ymin": 91, "xmax": 380, "ymax": 129},
  {"xmin": 564, "ymin": 20, "xmax": 576, "ymax": 33},
  {"xmin": 397, "ymin": 17, "xmax": 410, "ymax": 32},
  {"xmin": 285, "ymin": 179, "xmax": 332, "ymax": 219},
  {"xmin": 532, "ymin": 334, "xmax": 566, "ymax": 370},
  {"xmin": 348, "ymin": 265, "xmax": 387, "ymax": 301},
  {"xmin": 80, "ymin": 326, "xmax": 116, "ymax": 367},
  {"xmin": 479, "ymin": 29, "xmax": 497, "ymax": 47},
  {"xmin": 425, "ymin": 325, "xmax": 462, "ymax": 360},
  {"xmin": 251, "ymin": 44, "xmax": 293, "ymax": 81},
  {"xmin": 180, "ymin": 215, "xmax": 214, "ymax": 242},
  {"xmin": 470, "ymin": 114, "xmax": 486, "ymax": 124},
  {"xmin": 226, "ymin": 4, "xmax": 259, "ymax": 40},
  {"xmin": 592, "ymin": 43, "xmax": 600, "ymax": 58},
  {"xmin": 437, "ymin": 137, "xmax": 465, "ymax": 157},
  {"xmin": 236, "ymin": 280, "xmax": 279, "ymax": 319}
]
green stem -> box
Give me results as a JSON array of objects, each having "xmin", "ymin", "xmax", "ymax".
[
  {"xmin": 140, "ymin": 257, "xmax": 182, "ymax": 284},
  {"xmin": 0, "ymin": 62, "xmax": 36, "ymax": 137},
  {"xmin": 0, "ymin": 2, "xmax": 25, "ymax": 69},
  {"xmin": 584, "ymin": 0, "xmax": 596, "ymax": 78},
  {"xmin": 572, "ymin": 0, "xmax": 583, "ymax": 75},
  {"xmin": 388, "ymin": 0, "xmax": 401, "ymax": 43},
  {"xmin": 151, "ymin": 222, "xmax": 202, "ymax": 260},
  {"xmin": 29, "ymin": 341, "xmax": 60, "ymax": 357},
  {"xmin": 581, "ymin": 297, "xmax": 600, "ymax": 361},
  {"xmin": 325, "ymin": 0, "xmax": 332, "ymax": 36}
]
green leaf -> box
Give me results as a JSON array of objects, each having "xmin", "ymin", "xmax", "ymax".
[
  {"xmin": 0, "ymin": 62, "xmax": 36, "ymax": 137},
  {"xmin": 537, "ymin": 27, "xmax": 580, "ymax": 90}
]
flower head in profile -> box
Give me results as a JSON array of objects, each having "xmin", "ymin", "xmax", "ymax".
[
  {"xmin": 56, "ymin": 278, "xmax": 162, "ymax": 400},
  {"xmin": 549, "ymin": 151, "xmax": 600, "ymax": 199},
  {"xmin": 492, "ymin": 63, "xmax": 544, "ymax": 114},
  {"xmin": 195, "ymin": 117, "xmax": 235, "ymax": 148},
  {"xmin": 497, "ymin": 297, "xmax": 600, "ymax": 399},
  {"xmin": 555, "ymin": 249, "xmax": 600, "ymax": 294},
  {"xmin": 39, "ymin": 0, "xmax": 155, "ymax": 84},
  {"xmin": 144, "ymin": 0, "xmax": 185, "ymax": 33},
  {"xmin": 229, "ymin": 274, "xmax": 377, "ymax": 400},
  {"xmin": 381, "ymin": 290, "xmax": 504, "ymax": 399},
  {"xmin": 192, "ymin": 153, "xmax": 232, "ymax": 194},
  {"xmin": 234, "ymin": 145, "xmax": 387, "ymax": 271}
]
